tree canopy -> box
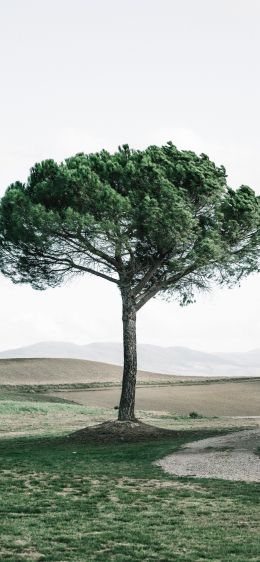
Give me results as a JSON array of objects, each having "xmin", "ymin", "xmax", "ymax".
[
  {"xmin": 0, "ymin": 143, "xmax": 259, "ymax": 309},
  {"xmin": 1, "ymin": 142, "xmax": 260, "ymax": 420}
]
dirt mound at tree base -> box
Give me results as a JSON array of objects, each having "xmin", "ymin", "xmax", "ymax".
[{"xmin": 65, "ymin": 420, "xmax": 180, "ymax": 444}]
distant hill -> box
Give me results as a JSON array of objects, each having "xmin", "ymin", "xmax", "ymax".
[
  {"xmin": 0, "ymin": 341, "xmax": 259, "ymax": 377},
  {"xmin": 0, "ymin": 358, "xmax": 177, "ymax": 386}
]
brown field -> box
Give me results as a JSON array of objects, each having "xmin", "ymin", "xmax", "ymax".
[
  {"xmin": 1, "ymin": 357, "xmax": 259, "ymax": 417},
  {"xmin": 0, "ymin": 357, "xmax": 187, "ymax": 385},
  {"xmin": 51, "ymin": 379, "xmax": 260, "ymax": 416}
]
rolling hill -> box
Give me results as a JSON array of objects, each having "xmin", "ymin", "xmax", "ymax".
[{"xmin": 0, "ymin": 357, "xmax": 175, "ymax": 386}]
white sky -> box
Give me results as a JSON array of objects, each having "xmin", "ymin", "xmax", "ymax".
[{"xmin": 0, "ymin": 0, "xmax": 259, "ymax": 352}]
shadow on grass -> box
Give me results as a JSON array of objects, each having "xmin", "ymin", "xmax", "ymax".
[
  {"xmin": 0, "ymin": 426, "xmax": 258, "ymax": 486},
  {"xmin": 0, "ymin": 429, "xmax": 259, "ymax": 562}
]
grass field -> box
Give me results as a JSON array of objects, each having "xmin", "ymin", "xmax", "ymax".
[{"xmin": 0, "ymin": 360, "xmax": 260, "ymax": 561}]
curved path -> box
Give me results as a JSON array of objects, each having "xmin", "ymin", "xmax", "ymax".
[{"xmin": 155, "ymin": 429, "xmax": 260, "ymax": 482}]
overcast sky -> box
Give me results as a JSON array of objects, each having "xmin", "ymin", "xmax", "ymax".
[{"xmin": 0, "ymin": 0, "xmax": 259, "ymax": 352}]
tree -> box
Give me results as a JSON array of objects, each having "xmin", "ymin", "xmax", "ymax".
[{"xmin": 0, "ymin": 143, "xmax": 259, "ymax": 421}]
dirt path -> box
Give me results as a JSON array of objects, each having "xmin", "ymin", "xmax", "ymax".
[{"xmin": 155, "ymin": 429, "xmax": 260, "ymax": 482}]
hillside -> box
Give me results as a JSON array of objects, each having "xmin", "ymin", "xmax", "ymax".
[{"xmin": 0, "ymin": 357, "xmax": 178, "ymax": 386}]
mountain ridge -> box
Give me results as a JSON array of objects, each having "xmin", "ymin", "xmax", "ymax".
[{"xmin": 0, "ymin": 341, "xmax": 259, "ymax": 377}]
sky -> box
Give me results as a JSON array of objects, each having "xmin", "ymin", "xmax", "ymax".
[{"xmin": 0, "ymin": 0, "xmax": 259, "ymax": 352}]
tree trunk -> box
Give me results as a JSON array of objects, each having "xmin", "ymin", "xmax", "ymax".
[{"xmin": 118, "ymin": 290, "xmax": 137, "ymax": 421}]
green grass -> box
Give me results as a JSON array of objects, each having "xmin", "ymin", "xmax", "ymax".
[
  {"xmin": 0, "ymin": 388, "xmax": 75, "ymax": 403},
  {"xmin": 0, "ymin": 391, "xmax": 116, "ymax": 438},
  {"xmin": 0, "ymin": 392, "xmax": 259, "ymax": 561},
  {"xmin": 0, "ymin": 433, "xmax": 259, "ymax": 562},
  {"xmin": 0, "ymin": 434, "xmax": 259, "ymax": 562},
  {"xmin": 0, "ymin": 400, "xmax": 109, "ymax": 416}
]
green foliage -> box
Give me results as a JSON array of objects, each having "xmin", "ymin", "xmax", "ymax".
[
  {"xmin": 189, "ymin": 411, "xmax": 202, "ymax": 419},
  {"xmin": 0, "ymin": 142, "xmax": 259, "ymax": 307},
  {"xmin": 0, "ymin": 400, "xmax": 108, "ymax": 416}
]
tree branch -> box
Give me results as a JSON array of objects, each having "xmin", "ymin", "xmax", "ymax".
[
  {"xmin": 135, "ymin": 263, "xmax": 197, "ymax": 310},
  {"xmin": 63, "ymin": 227, "xmax": 119, "ymax": 269},
  {"xmin": 21, "ymin": 246, "xmax": 120, "ymax": 285},
  {"xmin": 132, "ymin": 253, "xmax": 169, "ymax": 297},
  {"xmin": 135, "ymin": 281, "xmax": 164, "ymax": 310}
]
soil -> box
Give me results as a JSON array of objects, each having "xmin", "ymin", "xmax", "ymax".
[
  {"xmin": 64, "ymin": 420, "xmax": 181, "ymax": 444},
  {"xmin": 54, "ymin": 379, "xmax": 260, "ymax": 416},
  {"xmin": 156, "ymin": 428, "xmax": 260, "ymax": 482}
]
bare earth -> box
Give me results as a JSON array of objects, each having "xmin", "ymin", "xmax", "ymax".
[
  {"xmin": 54, "ymin": 379, "xmax": 260, "ymax": 416},
  {"xmin": 156, "ymin": 429, "xmax": 260, "ymax": 482},
  {"xmin": 1, "ymin": 358, "xmax": 259, "ymax": 417},
  {"xmin": 0, "ymin": 358, "xmax": 188, "ymax": 385}
]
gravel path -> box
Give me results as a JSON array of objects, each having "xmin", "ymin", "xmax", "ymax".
[{"xmin": 155, "ymin": 429, "xmax": 260, "ymax": 482}]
